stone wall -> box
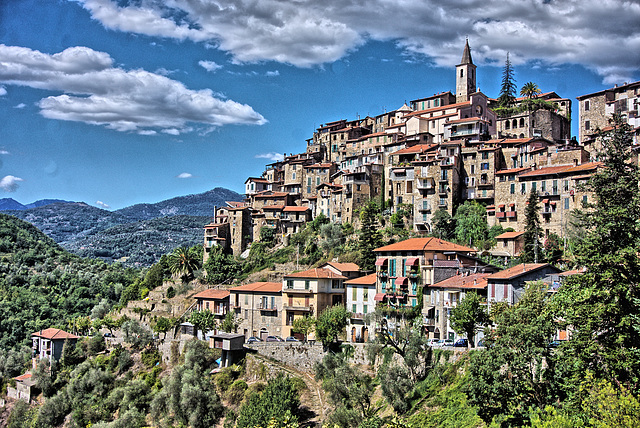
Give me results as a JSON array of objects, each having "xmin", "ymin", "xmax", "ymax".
[{"xmin": 245, "ymin": 342, "xmax": 371, "ymax": 374}]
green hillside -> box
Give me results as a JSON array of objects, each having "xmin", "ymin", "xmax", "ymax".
[
  {"xmin": 0, "ymin": 214, "xmax": 139, "ymax": 350},
  {"xmin": 64, "ymin": 215, "xmax": 210, "ymax": 267}
]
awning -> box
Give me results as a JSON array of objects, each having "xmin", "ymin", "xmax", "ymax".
[
  {"xmin": 550, "ymin": 201, "xmax": 557, "ymax": 205},
  {"xmin": 374, "ymin": 293, "xmax": 386, "ymax": 302},
  {"xmin": 509, "ymin": 203, "xmax": 515, "ymax": 207},
  {"xmin": 375, "ymin": 258, "xmax": 388, "ymax": 266},
  {"xmin": 395, "ymin": 277, "xmax": 408, "ymax": 286},
  {"xmin": 541, "ymin": 199, "xmax": 549, "ymax": 204},
  {"xmin": 498, "ymin": 204, "xmax": 505, "ymax": 208},
  {"xmin": 406, "ymin": 257, "xmax": 419, "ymax": 266}
]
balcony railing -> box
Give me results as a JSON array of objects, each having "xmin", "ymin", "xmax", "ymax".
[
  {"xmin": 506, "ymin": 211, "xmax": 517, "ymax": 218},
  {"xmin": 496, "ymin": 211, "xmax": 506, "ymax": 219}
]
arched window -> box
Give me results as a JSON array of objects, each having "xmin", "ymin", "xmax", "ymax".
[
  {"xmin": 512, "ymin": 119, "xmax": 518, "ymax": 128},
  {"xmin": 505, "ymin": 120, "xmax": 510, "ymax": 130},
  {"xmin": 519, "ymin": 118, "xmax": 525, "ymax": 127}
]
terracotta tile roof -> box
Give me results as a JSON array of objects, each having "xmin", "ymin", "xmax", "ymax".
[
  {"xmin": 193, "ymin": 289, "xmax": 230, "ymax": 300},
  {"xmin": 390, "ymin": 144, "xmax": 439, "ymax": 156},
  {"xmin": 324, "ymin": 261, "xmax": 360, "ymax": 272},
  {"xmin": 430, "ymin": 273, "xmax": 490, "ymax": 289},
  {"xmin": 245, "ymin": 177, "xmax": 270, "ymax": 183},
  {"xmin": 14, "ymin": 373, "xmax": 32, "ymax": 381},
  {"xmin": 404, "ymin": 101, "xmax": 471, "ymax": 117},
  {"xmin": 486, "ymin": 263, "xmax": 549, "ymax": 280},
  {"xmin": 564, "ymin": 162, "xmax": 602, "ymax": 174},
  {"xmin": 374, "ymin": 237, "xmax": 475, "ymax": 253},
  {"xmin": 283, "ymin": 206, "xmax": 310, "ymax": 212},
  {"xmin": 304, "ymin": 163, "xmax": 334, "ymax": 169},
  {"xmin": 253, "ymin": 191, "xmax": 289, "ymax": 198},
  {"xmin": 230, "ymin": 282, "xmax": 282, "ymax": 293},
  {"xmin": 446, "ymin": 116, "xmax": 488, "ymax": 125},
  {"xmin": 495, "ymin": 231, "xmax": 524, "ymax": 239},
  {"xmin": 32, "ymin": 328, "xmax": 78, "ymax": 340},
  {"xmin": 345, "ymin": 273, "xmax": 377, "ymax": 285},
  {"xmin": 284, "ymin": 268, "xmax": 347, "ymax": 280},
  {"xmin": 495, "ymin": 167, "xmax": 530, "ymax": 175}
]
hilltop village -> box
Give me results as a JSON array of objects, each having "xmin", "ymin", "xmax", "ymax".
[{"xmin": 195, "ymin": 42, "xmax": 640, "ymax": 343}]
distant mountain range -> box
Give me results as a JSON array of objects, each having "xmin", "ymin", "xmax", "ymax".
[{"xmin": 1, "ymin": 187, "xmax": 243, "ymax": 266}]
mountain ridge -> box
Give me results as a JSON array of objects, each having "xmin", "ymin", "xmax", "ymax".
[{"xmin": 3, "ymin": 187, "xmax": 243, "ymax": 266}]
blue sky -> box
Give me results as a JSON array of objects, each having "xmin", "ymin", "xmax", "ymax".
[{"xmin": 0, "ymin": 0, "xmax": 638, "ymax": 210}]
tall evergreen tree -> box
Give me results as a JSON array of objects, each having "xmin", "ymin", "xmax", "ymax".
[
  {"xmin": 553, "ymin": 115, "xmax": 640, "ymax": 400},
  {"xmin": 522, "ymin": 190, "xmax": 543, "ymax": 263},
  {"xmin": 357, "ymin": 201, "xmax": 383, "ymax": 272},
  {"xmin": 497, "ymin": 53, "xmax": 517, "ymax": 107}
]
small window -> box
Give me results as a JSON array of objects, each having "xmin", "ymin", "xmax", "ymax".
[
  {"xmin": 286, "ymin": 280, "xmax": 294, "ymax": 289},
  {"xmin": 510, "ymin": 183, "xmax": 515, "ymax": 194},
  {"xmin": 585, "ymin": 100, "xmax": 590, "ymax": 111},
  {"xmin": 585, "ymin": 120, "xmax": 591, "ymax": 131}
]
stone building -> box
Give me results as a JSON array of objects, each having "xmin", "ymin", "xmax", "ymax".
[
  {"xmin": 577, "ymin": 80, "xmax": 640, "ymax": 148},
  {"xmin": 229, "ymin": 282, "xmax": 283, "ymax": 340},
  {"xmin": 486, "ymin": 263, "xmax": 561, "ymax": 309},
  {"xmin": 427, "ymin": 272, "xmax": 490, "ymax": 341},
  {"xmin": 345, "ymin": 273, "xmax": 376, "ymax": 343}
]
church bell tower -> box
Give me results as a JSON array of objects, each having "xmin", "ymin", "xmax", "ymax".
[{"xmin": 456, "ymin": 39, "xmax": 477, "ymax": 103}]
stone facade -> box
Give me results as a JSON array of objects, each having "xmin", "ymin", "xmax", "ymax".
[{"xmin": 230, "ymin": 282, "xmax": 283, "ymax": 340}]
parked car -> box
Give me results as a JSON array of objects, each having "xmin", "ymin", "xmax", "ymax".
[
  {"xmin": 246, "ymin": 336, "xmax": 262, "ymax": 344},
  {"xmin": 427, "ymin": 338, "xmax": 440, "ymax": 347},
  {"xmin": 442, "ymin": 339, "xmax": 454, "ymax": 347},
  {"xmin": 266, "ymin": 335, "xmax": 284, "ymax": 342},
  {"xmin": 285, "ymin": 336, "xmax": 300, "ymax": 342},
  {"xmin": 453, "ymin": 338, "xmax": 468, "ymax": 348}
]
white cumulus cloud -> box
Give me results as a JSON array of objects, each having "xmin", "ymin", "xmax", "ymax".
[
  {"xmin": 265, "ymin": 70, "xmax": 280, "ymax": 77},
  {"xmin": 0, "ymin": 45, "xmax": 267, "ymax": 134},
  {"xmin": 0, "ymin": 175, "xmax": 23, "ymax": 192},
  {"xmin": 0, "ymin": 150, "xmax": 9, "ymax": 155},
  {"xmin": 199, "ymin": 60, "xmax": 223, "ymax": 72},
  {"xmin": 78, "ymin": 0, "xmax": 640, "ymax": 82},
  {"xmin": 177, "ymin": 172, "xmax": 193, "ymax": 179},
  {"xmin": 256, "ymin": 152, "xmax": 284, "ymax": 162},
  {"xmin": 0, "ymin": 86, "xmax": 6, "ymax": 96},
  {"xmin": 96, "ymin": 200, "xmax": 111, "ymax": 209},
  {"xmin": 14, "ymin": 103, "xmax": 25, "ymax": 109}
]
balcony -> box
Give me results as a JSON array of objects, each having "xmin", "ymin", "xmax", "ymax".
[
  {"xmin": 416, "ymin": 179, "xmax": 434, "ymax": 190},
  {"xmin": 496, "ymin": 211, "xmax": 506, "ymax": 219},
  {"xmin": 418, "ymin": 204, "xmax": 431, "ymax": 212},
  {"xmin": 283, "ymin": 305, "xmax": 314, "ymax": 312},
  {"xmin": 506, "ymin": 211, "xmax": 517, "ymax": 219}
]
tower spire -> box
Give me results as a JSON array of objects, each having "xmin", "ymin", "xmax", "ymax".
[{"xmin": 460, "ymin": 38, "xmax": 473, "ymax": 65}]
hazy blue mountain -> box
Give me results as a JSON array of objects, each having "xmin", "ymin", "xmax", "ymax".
[
  {"xmin": 2, "ymin": 187, "xmax": 242, "ymax": 266},
  {"xmin": 25, "ymin": 199, "xmax": 73, "ymax": 209},
  {"xmin": 0, "ymin": 198, "xmax": 26, "ymax": 210},
  {"xmin": 115, "ymin": 187, "xmax": 242, "ymax": 221}
]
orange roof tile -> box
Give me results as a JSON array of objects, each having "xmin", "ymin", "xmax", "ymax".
[
  {"xmin": 430, "ymin": 273, "xmax": 490, "ymax": 289},
  {"xmin": 404, "ymin": 101, "xmax": 471, "ymax": 117},
  {"xmin": 14, "ymin": 373, "xmax": 32, "ymax": 381},
  {"xmin": 32, "ymin": 328, "xmax": 78, "ymax": 340},
  {"xmin": 495, "ymin": 167, "xmax": 530, "ymax": 175},
  {"xmin": 446, "ymin": 116, "xmax": 488, "ymax": 125},
  {"xmin": 486, "ymin": 263, "xmax": 549, "ymax": 280},
  {"xmin": 324, "ymin": 261, "xmax": 360, "ymax": 272},
  {"xmin": 345, "ymin": 273, "xmax": 377, "ymax": 285},
  {"xmin": 391, "ymin": 144, "xmax": 439, "ymax": 156},
  {"xmin": 284, "ymin": 268, "xmax": 347, "ymax": 280},
  {"xmin": 374, "ymin": 237, "xmax": 475, "ymax": 253},
  {"xmin": 495, "ymin": 231, "xmax": 524, "ymax": 239},
  {"xmin": 193, "ymin": 289, "xmax": 230, "ymax": 300},
  {"xmin": 230, "ymin": 282, "xmax": 282, "ymax": 293},
  {"xmin": 283, "ymin": 206, "xmax": 310, "ymax": 212}
]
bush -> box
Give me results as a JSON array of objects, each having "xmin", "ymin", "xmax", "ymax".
[
  {"xmin": 226, "ymin": 379, "xmax": 248, "ymax": 405},
  {"xmin": 141, "ymin": 348, "xmax": 161, "ymax": 368},
  {"xmin": 166, "ymin": 286, "xmax": 175, "ymax": 299}
]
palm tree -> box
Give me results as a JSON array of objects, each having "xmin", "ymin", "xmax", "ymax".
[
  {"xmin": 520, "ymin": 81, "xmax": 541, "ymax": 99},
  {"xmin": 168, "ymin": 245, "xmax": 201, "ymax": 283}
]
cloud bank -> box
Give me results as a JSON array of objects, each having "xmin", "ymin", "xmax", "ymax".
[
  {"xmin": 0, "ymin": 45, "xmax": 267, "ymax": 134},
  {"xmin": 0, "ymin": 175, "xmax": 23, "ymax": 192},
  {"xmin": 78, "ymin": 0, "xmax": 640, "ymax": 83}
]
